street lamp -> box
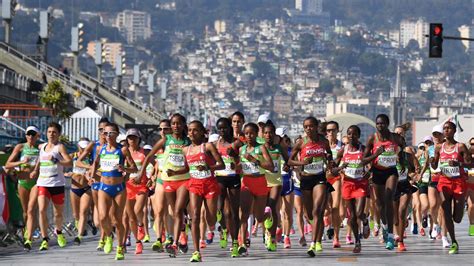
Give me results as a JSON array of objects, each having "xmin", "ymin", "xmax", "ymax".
[
  {"xmin": 2, "ymin": 0, "xmax": 18, "ymax": 44},
  {"xmin": 71, "ymin": 22, "xmax": 84, "ymax": 74},
  {"xmin": 115, "ymin": 52, "xmax": 126, "ymax": 93}
]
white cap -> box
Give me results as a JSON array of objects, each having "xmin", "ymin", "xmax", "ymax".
[
  {"xmin": 257, "ymin": 114, "xmax": 270, "ymax": 124},
  {"xmin": 117, "ymin": 134, "xmax": 127, "ymax": 143},
  {"xmin": 423, "ymin": 135, "xmax": 433, "ymax": 143},
  {"xmin": 143, "ymin": 144, "xmax": 153, "ymax": 150},
  {"xmin": 432, "ymin": 125, "xmax": 443, "ymax": 134},
  {"xmin": 208, "ymin": 134, "xmax": 219, "ymax": 143},
  {"xmin": 25, "ymin": 126, "xmax": 40, "ymax": 134},
  {"xmin": 417, "ymin": 142, "xmax": 424, "ymax": 148},
  {"xmin": 78, "ymin": 140, "xmax": 90, "ymax": 149},
  {"xmin": 276, "ymin": 127, "xmax": 288, "ymax": 137}
]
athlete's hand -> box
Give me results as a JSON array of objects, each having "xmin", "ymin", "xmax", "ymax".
[
  {"xmin": 146, "ymin": 179, "xmax": 153, "ymax": 188},
  {"xmin": 117, "ymin": 164, "xmax": 124, "ymax": 172},
  {"xmin": 448, "ymin": 160, "xmax": 459, "ymax": 167},
  {"xmin": 303, "ymin": 157, "xmax": 313, "ymax": 165},
  {"xmin": 20, "ymin": 156, "xmax": 29, "ymax": 164},
  {"xmin": 133, "ymin": 175, "xmax": 141, "ymax": 185},
  {"xmin": 244, "ymin": 153, "xmax": 257, "ymax": 163},
  {"xmin": 283, "ymin": 163, "xmax": 290, "ymax": 172},
  {"xmin": 375, "ymin": 146, "xmax": 385, "ymax": 156},
  {"xmin": 230, "ymin": 162, "xmax": 236, "ymax": 170},
  {"xmin": 29, "ymin": 170, "xmax": 38, "ymax": 179},
  {"xmin": 196, "ymin": 165, "xmax": 208, "ymax": 171}
]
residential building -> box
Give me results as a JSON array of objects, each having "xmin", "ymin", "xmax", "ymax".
[
  {"xmin": 399, "ymin": 18, "xmax": 428, "ymax": 48},
  {"xmin": 115, "ymin": 10, "xmax": 152, "ymax": 43}
]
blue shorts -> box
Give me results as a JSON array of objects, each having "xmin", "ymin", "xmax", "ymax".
[
  {"xmin": 91, "ymin": 182, "xmax": 101, "ymax": 191},
  {"xmin": 99, "ymin": 182, "xmax": 126, "ymax": 198},
  {"xmin": 281, "ymin": 174, "xmax": 294, "ymax": 196},
  {"xmin": 71, "ymin": 186, "xmax": 91, "ymax": 197},
  {"xmin": 294, "ymin": 186, "xmax": 302, "ymax": 197}
]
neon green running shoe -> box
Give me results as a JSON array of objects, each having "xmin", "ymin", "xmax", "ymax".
[
  {"xmin": 152, "ymin": 240, "xmax": 163, "ymax": 252},
  {"xmin": 231, "ymin": 241, "xmax": 239, "ymax": 258},
  {"xmin": 307, "ymin": 243, "xmax": 316, "ymax": 257},
  {"xmin": 449, "ymin": 242, "xmax": 459, "ymax": 254},
  {"xmin": 220, "ymin": 228, "xmax": 228, "ymax": 249},
  {"xmin": 104, "ymin": 236, "xmax": 113, "ymax": 254},
  {"xmin": 217, "ymin": 210, "xmax": 223, "ymax": 223},
  {"xmin": 97, "ymin": 240, "xmax": 105, "ymax": 251},
  {"xmin": 23, "ymin": 229, "xmax": 29, "ymax": 240},
  {"xmin": 23, "ymin": 239, "xmax": 32, "ymax": 251},
  {"xmin": 264, "ymin": 217, "xmax": 273, "ymax": 230},
  {"xmin": 115, "ymin": 246, "xmax": 125, "ymax": 260},
  {"xmin": 190, "ymin": 251, "xmax": 202, "ymax": 262},
  {"xmin": 143, "ymin": 234, "xmax": 150, "ymax": 243},
  {"xmin": 315, "ymin": 242, "xmax": 323, "ymax": 252},
  {"xmin": 369, "ymin": 220, "xmax": 375, "ymax": 231},
  {"xmin": 267, "ymin": 239, "xmax": 277, "ymax": 252},
  {"xmin": 57, "ymin": 234, "xmax": 67, "ymax": 248},
  {"xmin": 39, "ymin": 240, "xmax": 49, "ymax": 251},
  {"xmin": 469, "ymin": 225, "xmax": 474, "ymax": 236}
]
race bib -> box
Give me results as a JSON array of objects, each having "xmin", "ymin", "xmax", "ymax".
[
  {"xmin": 272, "ymin": 159, "xmax": 280, "ymax": 173},
  {"xmin": 167, "ymin": 150, "xmax": 185, "ymax": 168},
  {"xmin": 421, "ymin": 172, "xmax": 430, "ymax": 183},
  {"xmin": 215, "ymin": 156, "xmax": 236, "ymax": 176},
  {"xmin": 39, "ymin": 160, "xmax": 58, "ymax": 178},
  {"xmin": 441, "ymin": 163, "xmax": 460, "ymax": 178},
  {"xmin": 344, "ymin": 167, "xmax": 364, "ymax": 179},
  {"xmin": 241, "ymin": 161, "xmax": 260, "ymax": 175},
  {"xmin": 189, "ymin": 165, "xmax": 212, "ymax": 179},
  {"xmin": 303, "ymin": 157, "xmax": 324, "ymax": 174},
  {"xmin": 100, "ymin": 154, "xmax": 120, "ymax": 172},
  {"xmin": 378, "ymin": 153, "xmax": 397, "ymax": 168}
]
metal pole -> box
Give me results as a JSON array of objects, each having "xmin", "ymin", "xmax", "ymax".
[
  {"xmin": 72, "ymin": 52, "xmax": 79, "ymax": 74},
  {"xmin": 117, "ymin": 75, "xmax": 122, "ymax": 94},
  {"xmin": 42, "ymin": 38, "xmax": 48, "ymax": 63},
  {"xmin": 96, "ymin": 65, "xmax": 102, "ymax": 93},
  {"xmin": 4, "ymin": 20, "xmax": 11, "ymax": 44}
]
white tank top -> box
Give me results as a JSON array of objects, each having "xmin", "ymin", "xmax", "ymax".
[{"xmin": 37, "ymin": 143, "xmax": 65, "ymax": 187}]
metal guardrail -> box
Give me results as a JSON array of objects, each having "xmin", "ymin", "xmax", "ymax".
[{"xmin": 0, "ymin": 42, "xmax": 164, "ymax": 124}]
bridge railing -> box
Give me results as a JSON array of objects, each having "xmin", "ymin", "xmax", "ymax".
[{"xmin": 0, "ymin": 42, "xmax": 164, "ymax": 123}]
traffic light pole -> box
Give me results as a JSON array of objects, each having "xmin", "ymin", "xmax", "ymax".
[
  {"xmin": 4, "ymin": 19, "xmax": 11, "ymax": 44},
  {"xmin": 425, "ymin": 35, "xmax": 474, "ymax": 42}
]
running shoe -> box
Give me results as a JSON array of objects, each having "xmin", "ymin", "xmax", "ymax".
[
  {"xmin": 167, "ymin": 244, "xmax": 178, "ymax": 258},
  {"xmin": 276, "ymin": 227, "xmax": 283, "ymax": 243},
  {"xmin": 23, "ymin": 229, "xmax": 28, "ymax": 240},
  {"xmin": 469, "ymin": 224, "xmax": 474, "ymax": 236},
  {"xmin": 448, "ymin": 242, "xmax": 458, "ymax": 254},
  {"xmin": 315, "ymin": 242, "xmax": 323, "ymax": 252},
  {"xmin": 362, "ymin": 222, "xmax": 370, "ymax": 239},
  {"xmin": 284, "ymin": 236, "xmax": 291, "ymax": 249},
  {"xmin": 299, "ymin": 236, "xmax": 307, "ymax": 247},
  {"xmin": 442, "ymin": 236, "xmax": 451, "ymax": 248},
  {"xmin": 89, "ymin": 221, "xmax": 98, "ymax": 236},
  {"xmin": 307, "ymin": 243, "xmax": 316, "ymax": 257},
  {"xmin": 137, "ymin": 226, "xmax": 145, "ymax": 241},
  {"xmin": 382, "ymin": 228, "xmax": 388, "ymax": 243},
  {"xmin": 373, "ymin": 224, "xmax": 380, "ymax": 237},
  {"xmin": 200, "ymin": 240, "xmax": 206, "ymax": 249},
  {"xmin": 326, "ymin": 227, "xmax": 334, "ymax": 240},
  {"xmin": 39, "ymin": 240, "xmax": 48, "ymax": 251},
  {"xmin": 97, "ymin": 240, "xmax": 105, "ymax": 251},
  {"xmin": 126, "ymin": 235, "xmax": 131, "ymax": 246},
  {"xmin": 115, "ymin": 246, "xmax": 125, "ymax": 260},
  {"xmin": 397, "ymin": 242, "xmax": 407, "ymax": 252},
  {"xmin": 216, "ymin": 209, "xmax": 223, "ymax": 223},
  {"xmin": 104, "ymin": 236, "xmax": 113, "ymax": 254},
  {"xmin": 206, "ymin": 231, "xmax": 214, "ymax": 245},
  {"xmin": 57, "ymin": 234, "xmax": 67, "ymax": 248},
  {"xmin": 431, "ymin": 225, "xmax": 440, "ymax": 238},
  {"xmin": 290, "ymin": 227, "xmax": 295, "ymax": 235},
  {"xmin": 422, "ymin": 216, "xmax": 428, "ymax": 229},
  {"xmin": 385, "ymin": 237, "xmax": 395, "ymax": 250},
  {"xmin": 23, "ymin": 239, "xmax": 32, "ymax": 251},
  {"xmin": 32, "ymin": 229, "xmax": 40, "ymax": 239},
  {"xmin": 219, "ymin": 228, "xmax": 228, "ymax": 248},
  {"xmin": 238, "ymin": 245, "xmax": 248, "ymax": 256},
  {"xmin": 369, "ymin": 220, "xmax": 375, "ymax": 230},
  {"xmin": 143, "ymin": 234, "xmax": 150, "ymax": 243},
  {"xmin": 245, "ymin": 237, "xmax": 251, "ymax": 248},
  {"xmin": 346, "ymin": 235, "xmax": 354, "ymax": 245},
  {"xmin": 152, "ymin": 240, "xmax": 163, "ymax": 252},
  {"xmin": 73, "ymin": 236, "xmax": 82, "ymax": 246},
  {"xmin": 333, "ymin": 239, "xmax": 341, "ymax": 248},
  {"xmin": 264, "ymin": 217, "xmax": 273, "ymax": 231},
  {"xmin": 267, "ymin": 239, "xmax": 277, "ymax": 252},
  {"xmin": 164, "ymin": 237, "xmax": 173, "ymax": 247},
  {"xmin": 353, "ymin": 242, "xmax": 361, "ymax": 253},
  {"xmin": 412, "ymin": 223, "xmax": 418, "ymax": 235},
  {"xmin": 179, "ymin": 231, "xmax": 189, "ymax": 253},
  {"xmin": 231, "ymin": 241, "xmax": 239, "ymax": 257},
  {"xmin": 135, "ymin": 241, "xmax": 143, "ymax": 254},
  {"xmin": 420, "ymin": 228, "xmax": 426, "ymax": 236},
  {"xmin": 190, "ymin": 251, "xmax": 202, "ymax": 262}
]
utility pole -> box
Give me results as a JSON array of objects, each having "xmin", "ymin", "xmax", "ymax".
[
  {"xmin": 71, "ymin": 23, "xmax": 84, "ymax": 74},
  {"xmin": 2, "ymin": 0, "xmax": 18, "ymax": 44}
]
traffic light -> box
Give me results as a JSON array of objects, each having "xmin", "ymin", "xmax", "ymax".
[
  {"xmin": 115, "ymin": 53, "xmax": 126, "ymax": 76},
  {"xmin": 429, "ymin": 23, "xmax": 443, "ymax": 58},
  {"xmin": 95, "ymin": 40, "xmax": 107, "ymax": 65}
]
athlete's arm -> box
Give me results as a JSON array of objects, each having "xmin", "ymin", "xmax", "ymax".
[
  {"xmin": 57, "ymin": 144, "xmax": 73, "ymax": 167},
  {"xmin": 457, "ymin": 143, "xmax": 472, "ymax": 168},
  {"xmin": 76, "ymin": 142, "xmax": 94, "ymax": 169},
  {"xmin": 140, "ymin": 137, "xmax": 166, "ymax": 178},
  {"xmin": 206, "ymin": 143, "xmax": 225, "ymax": 172},
  {"xmin": 5, "ymin": 144, "xmax": 24, "ymax": 169},
  {"xmin": 259, "ymin": 145, "xmax": 275, "ymax": 172},
  {"xmin": 288, "ymin": 139, "xmax": 306, "ymax": 166},
  {"xmin": 430, "ymin": 144, "xmax": 441, "ymax": 169},
  {"xmin": 362, "ymin": 135, "xmax": 381, "ymax": 165},
  {"xmin": 121, "ymin": 147, "xmax": 138, "ymax": 174}
]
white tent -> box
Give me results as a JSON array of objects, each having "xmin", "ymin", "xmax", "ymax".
[{"xmin": 61, "ymin": 107, "xmax": 102, "ymax": 143}]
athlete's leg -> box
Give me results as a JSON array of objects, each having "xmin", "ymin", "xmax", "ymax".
[
  {"xmin": 25, "ymin": 186, "xmax": 38, "ymax": 241},
  {"xmin": 189, "ymin": 192, "xmax": 204, "ymax": 252},
  {"xmin": 78, "ymin": 191, "xmax": 92, "ymax": 236}
]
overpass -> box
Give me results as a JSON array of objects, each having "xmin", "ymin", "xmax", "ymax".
[{"xmin": 0, "ymin": 42, "xmax": 164, "ymax": 127}]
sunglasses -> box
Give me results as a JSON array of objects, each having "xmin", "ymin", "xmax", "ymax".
[
  {"xmin": 98, "ymin": 128, "xmax": 104, "ymax": 132},
  {"xmin": 26, "ymin": 131, "xmax": 37, "ymax": 136},
  {"xmin": 103, "ymin": 131, "xmax": 118, "ymax": 136},
  {"xmin": 158, "ymin": 127, "xmax": 171, "ymax": 131},
  {"xmin": 470, "ymin": 143, "xmax": 474, "ymax": 146}
]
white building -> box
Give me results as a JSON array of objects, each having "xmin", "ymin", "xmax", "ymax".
[
  {"xmin": 295, "ymin": 0, "xmax": 323, "ymax": 14},
  {"xmin": 400, "ymin": 18, "xmax": 428, "ymax": 48},
  {"xmin": 115, "ymin": 10, "xmax": 152, "ymax": 44}
]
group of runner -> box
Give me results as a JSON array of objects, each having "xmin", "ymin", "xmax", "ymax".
[{"xmin": 3, "ymin": 112, "xmax": 474, "ymax": 262}]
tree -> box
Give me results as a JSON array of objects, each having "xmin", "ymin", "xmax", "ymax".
[
  {"xmin": 319, "ymin": 78, "xmax": 334, "ymax": 93},
  {"xmin": 299, "ymin": 33, "xmax": 315, "ymax": 57},
  {"xmin": 252, "ymin": 59, "xmax": 273, "ymax": 78},
  {"xmin": 39, "ymin": 80, "xmax": 71, "ymax": 121}
]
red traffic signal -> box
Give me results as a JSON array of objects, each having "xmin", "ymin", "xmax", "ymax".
[{"xmin": 429, "ymin": 23, "xmax": 443, "ymax": 58}]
